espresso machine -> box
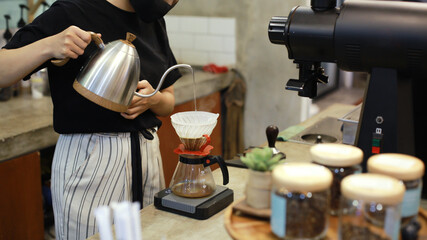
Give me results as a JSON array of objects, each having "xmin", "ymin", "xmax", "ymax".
[
  {"xmin": 268, "ymin": 0, "xmax": 427, "ymax": 194},
  {"xmin": 154, "ymin": 111, "xmax": 233, "ymax": 219}
]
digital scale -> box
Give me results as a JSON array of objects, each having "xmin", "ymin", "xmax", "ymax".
[{"xmin": 154, "ymin": 185, "xmax": 234, "ymax": 220}]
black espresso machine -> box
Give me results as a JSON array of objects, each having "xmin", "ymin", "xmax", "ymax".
[{"xmin": 268, "ymin": 0, "xmax": 427, "ymax": 196}]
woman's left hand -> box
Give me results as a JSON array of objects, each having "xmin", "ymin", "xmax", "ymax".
[{"xmin": 120, "ymin": 80, "xmax": 160, "ymax": 120}]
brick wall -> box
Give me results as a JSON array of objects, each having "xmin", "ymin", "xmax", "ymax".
[{"xmin": 165, "ymin": 15, "xmax": 236, "ymax": 67}]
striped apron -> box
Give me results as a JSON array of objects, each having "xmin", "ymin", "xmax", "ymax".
[{"xmin": 51, "ymin": 131, "xmax": 165, "ymax": 240}]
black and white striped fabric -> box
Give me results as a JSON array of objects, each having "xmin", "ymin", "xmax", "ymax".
[{"xmin": 51, "ymin": 132, "xmax": 165, "ymax": 240}]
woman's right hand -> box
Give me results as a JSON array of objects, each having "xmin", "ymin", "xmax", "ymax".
[{"xmin": 47, "ymin": 26, "xmax": 93, "ymax": 60}]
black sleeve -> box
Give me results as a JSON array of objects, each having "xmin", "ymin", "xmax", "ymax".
[{"xmin": 2, "ymin": 1, "xmax": 74, "ymax": 78}]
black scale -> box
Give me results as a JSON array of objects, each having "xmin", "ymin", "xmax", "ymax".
[{"xmin": 154, "ymin": 185, "xmax": 233, "ymax": 220}]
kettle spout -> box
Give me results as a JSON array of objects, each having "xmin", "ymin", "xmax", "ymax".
[{"xmin": 134, "ymin": 64, "xmax": 193, "ymax": 98}]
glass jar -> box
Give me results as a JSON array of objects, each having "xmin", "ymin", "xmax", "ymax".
[
  {"xmin": 367, "ymin": 153, "xmax": 425, "ymax": 227},
  {"xmin": 339, "ymin": 173, "xmax": 405, "ymax": 240},
  {"xmin": 310, "ymin": 143, "xmax": 363, "ymax": 215},
  {"xmin": 271, "ymin": 162, "xmax": 333, "ymax": 239}
]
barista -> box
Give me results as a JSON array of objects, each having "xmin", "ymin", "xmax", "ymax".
[{"xmin": 0, "ymin": 0, "xmax": 180, "ymax": 239}]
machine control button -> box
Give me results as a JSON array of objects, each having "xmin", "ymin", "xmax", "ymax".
[
  {"xmin": 372, "ymin": 146, "xmax": 381, "ymax": 154},
  {"xmin": 372, "ymin": 138, "xmax": 381, "ymax": 147},
  {"xmin": 372, "ymin": 132, "xmax": 383, "ymax": 154},
  {"xmin": 376, "ymin": 116, "xmax": 384, "ymax": 124}
]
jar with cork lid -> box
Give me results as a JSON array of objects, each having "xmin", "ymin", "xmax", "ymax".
[
  {"xmin": 367, "ymin": 153, "xmax": 425, "ymax": 227},
  {"xmin": 339, "ymin": 173, "xmax": 405, "ymax": 240},
  {"xmin": 310, "ymin": 143, "xmax": 363, "ymax": 215},
  {"xmin": 270, "ymin": 162, "xmax": 333, "ymax": 239}
]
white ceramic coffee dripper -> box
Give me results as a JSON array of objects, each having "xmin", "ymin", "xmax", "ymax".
[{"xmin": 171, "ymin": 111, "xmax": 219, "ymax": 150}]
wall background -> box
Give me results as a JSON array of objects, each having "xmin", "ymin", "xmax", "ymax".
[
  {"xmin": 169, "ymin": 0, "xmax": 310, "ymax": 148},
  {"xmin": 165, "ymin": 15, "xmax": 236, "ymax": 66},
  {"xmin": 0, "ymin": 0, "xmax": 55, "ymax": 47}
]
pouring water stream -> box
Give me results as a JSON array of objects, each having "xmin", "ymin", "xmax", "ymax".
[{"xmin": 192, "ymin": 69, "xmax": 197, "ymax": 111}]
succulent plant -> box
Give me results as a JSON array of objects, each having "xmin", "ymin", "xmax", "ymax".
[{"xmin": 241, "ymin": 146, "xmax": 285, "ymax": 172}]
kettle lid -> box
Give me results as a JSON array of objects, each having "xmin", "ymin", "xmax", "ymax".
[{"xmin": 120, "ymin": 32, "xmax": 137, "ymax": 48}]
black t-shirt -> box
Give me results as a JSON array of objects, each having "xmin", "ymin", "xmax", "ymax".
[{"xmin": 4, "ymin": 0, "xmax": 181, "ymax": 134}]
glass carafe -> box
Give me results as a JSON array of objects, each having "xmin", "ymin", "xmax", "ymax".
[{"xmin": 170, "ymin": 154, "xmax": 229, "ymax": 198}]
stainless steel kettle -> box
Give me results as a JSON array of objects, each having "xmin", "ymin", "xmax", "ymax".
[{"xmin": 52, "ymin": 32, "xmax": 191, "ymax": 112}]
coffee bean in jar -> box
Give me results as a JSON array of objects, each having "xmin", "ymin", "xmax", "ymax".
[
  {"xmin": 339, "ymin": 173, "xmax": 405, "ymax": 240},
  {"xmin": 367, "ymin": 153, "xmax": 425, "ymax": 227},
  {"xmin": 310, "ymin": 143, "xmax": 363, "ymax": 216},
  {"xmin": 271, "ymin": 162, "xmax": 332, "ymax": 239}
]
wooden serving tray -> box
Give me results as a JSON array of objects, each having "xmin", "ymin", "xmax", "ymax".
[{"xmin": 224, "ymin": 199, "xmax": 427, "ymax": 240}]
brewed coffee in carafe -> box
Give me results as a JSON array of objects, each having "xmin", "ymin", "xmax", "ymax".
[
  {"xmin": 169, "ymin": 111, "xmax": 229, "ymax": 198},
  {"xmin": 171, "ymin": 154, "xmax": 218, "ymax": 198}
]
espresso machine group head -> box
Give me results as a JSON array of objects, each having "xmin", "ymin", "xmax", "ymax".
[{"xmin": 268, "ymin": 0, "xmax": 427, "ymax": 192}]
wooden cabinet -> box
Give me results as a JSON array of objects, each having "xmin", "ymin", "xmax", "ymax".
[
  {"xmin": 157, "ymin": 91, "xmax": 223, "ymax": 186},
  {"xmin": 0, "ymin": 152, "xmax": 44, "ymax": 240}
]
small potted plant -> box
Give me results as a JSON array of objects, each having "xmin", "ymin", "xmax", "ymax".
[{"xmin": 241, "ymin": 146, "xmax": 285, "ymax": 209}]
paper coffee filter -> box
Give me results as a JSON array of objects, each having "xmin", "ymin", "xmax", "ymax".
[{"xmin": 171, "ymin": 111, "xmax": 219, "ymax": 138}]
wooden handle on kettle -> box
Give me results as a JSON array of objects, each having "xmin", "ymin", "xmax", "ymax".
[
  {"xmin": 51, "ymin": 32, "xmax": 104, "ymax": 67},
  {"xmin": 126, "ymin": 32, "xmax": 136, "ymax": 43}
]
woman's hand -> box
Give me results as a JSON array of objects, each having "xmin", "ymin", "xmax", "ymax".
[
  {"xmin": 121, "ymin": 80, "xmax": 156, "ymax": 120},
  {"xmin": 121, "ymin": 80, "xmax": 175, "ymax": 120},
  {"xmin": 47, "ymin": 26, "xmax": 94, "ymax": 60}
]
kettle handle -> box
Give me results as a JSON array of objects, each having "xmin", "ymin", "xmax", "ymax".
[
  {"xmin": 51, "ymin": 32, "xmax": 104, "ymax": 67},
  {"xmin": 133, "ymin": 64, "xmax": 193, "ymax": 98},
  {"xmin": 205, "ymin": 155, "xmax": 229, "ymax": 186}
]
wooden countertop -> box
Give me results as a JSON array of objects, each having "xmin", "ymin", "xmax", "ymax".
[
  {"xmin": 86, "ymin": 166, "xmax": 248, "ymax": 240},
  {"xmin": 86, "ymin": 103, "xmax": 357, "ymax": 240},
  {"xmin": 274, "ymin": 103, "xmax": 357, "ymax": 164},
  {"xmin": 0, "ymin": 70, "xmax": 234, "ymax": 163},
  {"xmin": 0, "ymin": 95, "xmax": 58, "ymax": 163}
]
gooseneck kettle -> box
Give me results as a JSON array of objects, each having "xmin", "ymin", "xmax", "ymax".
[{"xmin": 52, "ymin": 32, "xmax": 191, "ymax": 112}]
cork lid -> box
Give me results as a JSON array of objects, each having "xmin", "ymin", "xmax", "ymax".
[
  {"xmin": 272, "ymin": 162, "xmax": 333, "ymax": 192},
  {"xmin": 310, "ymin": 143, "xmax": 363, "ymax": 167},
  {"xmin": 367, "ymin": 153, "xmax": 425, "ymax": 181},
  {"xmin": 341, "ymin": 173, "xmax": 405, "ymax": 205}
]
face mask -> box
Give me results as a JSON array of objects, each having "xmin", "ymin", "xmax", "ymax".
[{"xmin": 130, "ymin": 0, "xmax": 173, "ymax": 23}]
